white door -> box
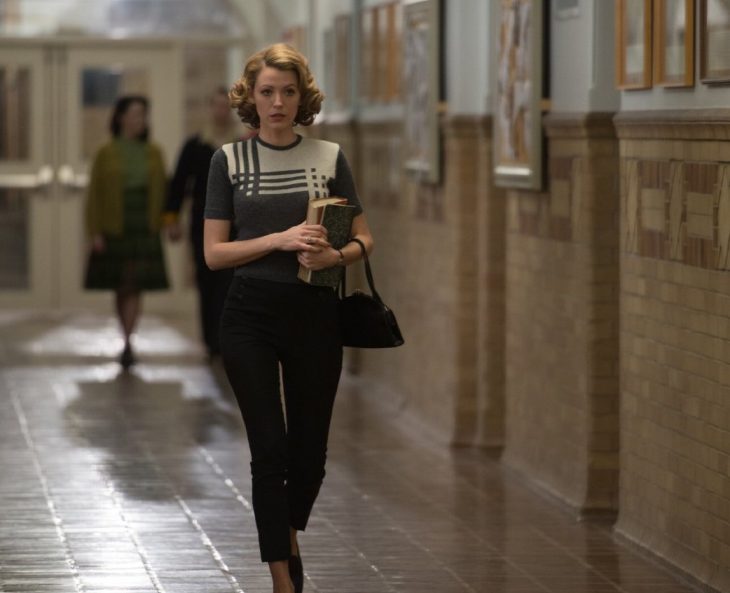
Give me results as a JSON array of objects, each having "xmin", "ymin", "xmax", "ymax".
[
  {"xmin": 0, "ymin": 39, "xmax": 194, "ymax": 312},
  {"xmin": 56, "ymin": 40, "xmax": 192, "ymax": 312},
  {"xmin": 0, "ymin": 45, "xmax": 55, "ymax": 307}
]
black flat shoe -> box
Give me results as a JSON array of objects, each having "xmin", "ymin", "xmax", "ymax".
[
  {"xmin": 288, "ymin": 553, "xmax": 303, "ymax": 593},
  {"xmin": 120, "ymin": 344, "xmax": 136, "ymax": 369}
]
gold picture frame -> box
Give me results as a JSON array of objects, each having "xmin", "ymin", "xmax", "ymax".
[
  {"xmin": 357, "ymin": 3, "xmax": 403, "ymax": 107},
  {"xmin": 700, "ymin": 0, "xmax": 730, "ymax": 84},
  {"xmin": 360, "ymin": 7, "xmax": 377, "ymax": 103},
  {"xmin": 654, "ymin": 0, "xmax": 695, "ymax": 87},
  {"xmin": 384, "ymin": 2, "xmax": 403, "ymax": 103},
  {"xmin": 616, "ymin": 0, "xmax": 653, "ymax": 89}
]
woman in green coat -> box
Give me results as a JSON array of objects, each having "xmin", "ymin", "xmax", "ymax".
[{"xmin": 84, "ymin": 95, "xmax": 169, "ymax": 369}]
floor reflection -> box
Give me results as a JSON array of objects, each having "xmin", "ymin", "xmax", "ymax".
[
  {"xmin": 0, "ymin": 312, "xmax": 702, "ymax": 593},
  {"xmin": 63, "ymin": 370, "xmax": 241, "ymax": 501}
]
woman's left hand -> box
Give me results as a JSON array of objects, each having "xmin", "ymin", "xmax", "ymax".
[{"xmin": 297, "ymin": 247, "xmax": 340, "ymax": 272}]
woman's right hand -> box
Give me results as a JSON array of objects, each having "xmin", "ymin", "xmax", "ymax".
[
  {"xmin": 91, "ymin": 234, "xmax": 106, "ymax": 253},
  {"xmin": 275, "ymin": 222, "xmax": 329, "ymax": 252}
]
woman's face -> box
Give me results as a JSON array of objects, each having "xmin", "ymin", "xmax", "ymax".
[
  {"xmin": 253, "ymin": 66, "xmax": 301, "ymax": 132},
  {"xmin": 120, "ymin": 101, "xmax": 147, "ymax": 139},
  {"xmin": 210, "ymin": 93, "xmax": 232, "ymax": 127}
]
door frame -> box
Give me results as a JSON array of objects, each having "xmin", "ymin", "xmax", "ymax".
[
  {"xmin": 0, "ymin": 35, "xmax": 247, "ymax": 313},
  {"xmin": 0, "ymin": 43, "xmax": 56, "ymax": 308}
]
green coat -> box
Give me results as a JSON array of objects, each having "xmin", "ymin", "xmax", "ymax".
[{"xmin": 85, "ymin": 139, "xmax": 167, "ymax": 237}]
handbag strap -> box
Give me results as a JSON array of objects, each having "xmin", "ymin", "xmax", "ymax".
[{"xmin": 340, "ymin": 237, "xmax": 383, "ymax": 304}]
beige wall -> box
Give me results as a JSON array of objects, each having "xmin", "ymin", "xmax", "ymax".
[
  {"xmin": 502, "ymin": 114, "xmax": 621, "ymax": 512},
  {"xmin": 316, "ymin": 116, "xmax": 506, "ymax": 447},
  {"xmin": 318, "ymin": 98, "xmax": 730, "ymax": 593},
  {"xmin": 615, "ymin": 112, "xmax": 730, "ymax": 593}
]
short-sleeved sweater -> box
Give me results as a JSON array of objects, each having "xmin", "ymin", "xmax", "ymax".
[{"xmin": 204, "ymin": 134, "xmax": 362, "ymax": 284}]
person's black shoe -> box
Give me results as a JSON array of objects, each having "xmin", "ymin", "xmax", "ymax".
[
  {"xmin": 120, "ymin": 344, "xmax": 136, "ymax": 369},
  {"xmin": 288, "ymin": 553, "xmax": 303, "ymax": 593}
]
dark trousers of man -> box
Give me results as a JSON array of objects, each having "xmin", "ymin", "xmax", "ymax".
[
  {"xmin": 220, "ymin": 276, "xmax": 343, "ymax": 562},
  {"xmin": 193, "ymin": 240, "xmax": 232, "ymax": 357}
]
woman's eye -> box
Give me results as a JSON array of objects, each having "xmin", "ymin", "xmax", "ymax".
[{"xmin": 261, "ymin": 89, "xmax": 271, "ymax": 96}]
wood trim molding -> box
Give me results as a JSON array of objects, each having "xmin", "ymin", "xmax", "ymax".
[
  {"xmin": 613, "ymin": 109, "xmax": 730, "ymax": 140},
  {"xmin": 355, "ymin": 119, "xmax": 402, "ymax": 136},
  {"xmin": 543, "ymin": 112, "xmax": 617, "ymax": 139},
  {"xmin": 442, "ymin": 114, "xmax": 492, "ymax": 138}
]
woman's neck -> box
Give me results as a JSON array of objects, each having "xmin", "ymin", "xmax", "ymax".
[{"xmin": 257, "ymin": 127, "xmax": 297, "ymax": 147}]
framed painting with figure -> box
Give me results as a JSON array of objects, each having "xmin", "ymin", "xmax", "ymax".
[
  {"xmin": 700, "ymin": 0, "xmax": 730, "ymax": 83},
  {"xmin": 616, "ymin": 0, "xmax": 653, "ymax": 89},
  {"xmin": 655, "ymin": 0, "xmax": 695, "ymax": 86},
  {"xmin": 402, "ymin": 0, "xmax": 441, "ymax": 184},
  {"xmin": 493, "ymin": 0, "xmax": 545, "ymax": 190}
]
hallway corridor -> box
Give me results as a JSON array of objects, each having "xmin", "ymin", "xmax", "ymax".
[{"xmin": 0, "ymin": 312, "xmax": 700, "ymax": 593}]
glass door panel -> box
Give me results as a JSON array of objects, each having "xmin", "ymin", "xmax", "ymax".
[
  {"xmin": 57, "ymin": 42, "xmax": 192, "ymax": 312},
  {"xmin": 0, "ymin": 46, "xmax": 54, "ymax": 307}
]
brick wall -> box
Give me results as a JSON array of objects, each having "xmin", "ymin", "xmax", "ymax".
[
  {"xmin": 317, "ymin": 116, "xmax": 505, "ymax": 446},
  {"xmin": 615, "ymin": 111, "xmax": 730, "ymax": 592},
  {"xmin": 503, "ymin": 113, "xmax": 620, "ymax": 512}
]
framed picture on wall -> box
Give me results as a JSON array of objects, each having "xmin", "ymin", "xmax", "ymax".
[
  {"xmin": 402, "ymin": 0, "xmax": 441, "ymax": 184},
  {"xmin": 654, "ymin": 0, "xmax": 695, "ymax": 87},
  {"xmin": 700, "ymin": 0, "xmax": 730, "ymax": 83},
  {"xmin": 384, "ymin": 2, "xmax": 403, "ymax": 103},
  {"xmin": 281, "ymin": 25, "xmax": 308, "ymax": 54},
  {"xmin": 323, "ymin": 27, "xmax": 335, "ymax": 113},
  {"xmin": 493, "ymin": 0, "xmax": 545, "ymax": 190},
  {"xmin": 333, "ymin": 14, "xmax": 352, "ymax": 113},
  {"xmin": 360, "ymin": 8, "xmax": 374, "ymax": 104},
  {"xmin": 615, "ymin": 0, "xmax": 653, "ymax": 89}
]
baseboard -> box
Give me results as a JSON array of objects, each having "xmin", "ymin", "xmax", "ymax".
[{"xmin": 613, "ymin": 530, "xmax": 722, "ymax": 593}]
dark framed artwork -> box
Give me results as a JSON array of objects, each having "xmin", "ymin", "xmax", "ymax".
[
  {"xmin": 616, "ymin": 0, "xmax": 653, "ymax": 89},
  {"xmin": 402, "ymin": 0, "xmax": 441, "ymax": 183},
  {"xmin": 654, "ymin": 0, "xmax": 695, "ymax": 87},
  {"xmin": 494, "ymin": 0, "xmax": 544, "ymax": 190},
  {"xmin": 700, "ymin": 0, "xmax": 730, "ymax": 83}
]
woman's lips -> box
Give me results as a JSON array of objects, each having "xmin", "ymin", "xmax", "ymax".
[{"xmin": 270, "ymin": 114, "xmax": 285, "ymax": 120}]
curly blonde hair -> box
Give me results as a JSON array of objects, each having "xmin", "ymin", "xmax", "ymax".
[{"xmin": 229, "ymin": 43, "xmax": 324, "ymax": 128}]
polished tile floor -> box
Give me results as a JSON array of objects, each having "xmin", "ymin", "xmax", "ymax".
[{"xmin": 0, "ymin": 311, "xmax": 702, "ymax": 593}]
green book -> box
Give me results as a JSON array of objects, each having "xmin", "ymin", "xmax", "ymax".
[{"xmin": 297, "ymin": 197, "xmax": 356, "ymax": 287}]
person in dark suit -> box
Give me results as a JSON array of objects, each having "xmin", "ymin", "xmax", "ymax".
[{"xmin": 164, "ymin": 88, "xmax": 246, "ymax": 358}]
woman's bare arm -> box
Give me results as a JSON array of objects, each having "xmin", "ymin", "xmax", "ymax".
[{"xmin": 204, "ymin": 218, "xmax": 330, "ymax": 271}]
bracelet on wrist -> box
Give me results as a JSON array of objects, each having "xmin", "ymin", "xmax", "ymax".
[{"xmin": 337, "ymin": 249, "xmax": 345, "ymax": 266}]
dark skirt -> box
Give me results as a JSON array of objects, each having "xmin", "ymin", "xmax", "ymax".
[{"xmin": 84, "ymin": 187, "xmax": 169, "ymax": 291}]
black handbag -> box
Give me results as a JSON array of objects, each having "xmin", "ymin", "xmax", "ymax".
[{"xmin": 338, "ymin": 238, "xmax": 404, "ymax": 348}]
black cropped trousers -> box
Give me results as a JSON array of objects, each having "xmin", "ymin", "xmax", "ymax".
[{"xmin": 220, "ymin": 276, "xmax": 343, "ymax": 562}]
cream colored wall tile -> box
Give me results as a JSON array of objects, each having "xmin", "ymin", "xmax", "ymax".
[{"xmin": 641, "ymin": 188, "xmax": 666, "ymax": 233}]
